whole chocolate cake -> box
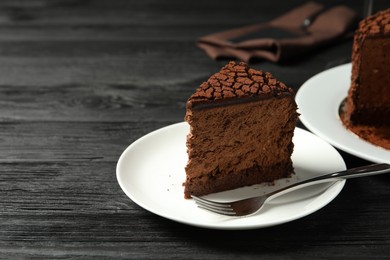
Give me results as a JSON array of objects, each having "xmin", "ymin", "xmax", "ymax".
[
  {"xmin": 341, "ymin": 8, "xmax": 390, "ymax": 149},
  {"xmin": 184, "ymin": 61, "xmax": 298, "ymax": 198}
]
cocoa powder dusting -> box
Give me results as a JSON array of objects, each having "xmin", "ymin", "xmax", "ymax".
[
  {"xmin": 340, "ymin": 102, "xmax": 390, "ymax": 150},
  {"xmin": 188, "ymin": 61, "xmax": 293, "ymax": 104}
]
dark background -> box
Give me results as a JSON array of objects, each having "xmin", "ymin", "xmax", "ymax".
[{"xmin": 0, "ymin": 0, "xmax": 389, "ymax": 258}]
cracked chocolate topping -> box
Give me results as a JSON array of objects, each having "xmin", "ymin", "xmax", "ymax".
[
  {"xmin": 355, "ymin": 8, "xmax": 390, "ymax": 37},
  {"xmin": 187, "ymin": 61, "xmax": 294, "ymax": 109}
]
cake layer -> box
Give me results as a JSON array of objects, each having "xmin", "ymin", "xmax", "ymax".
[
  {"xmin": 348, "ymin": 37, "xmax": 390, "ymax": 125},
  {"xmin": 184, "ymin": 97, "xmax": 297, "ymax": 198},
  {"xmin": 184, "ymin": 162, "xmax": 292, "ymax": 198},
  {"xmin": 358, "ymin": 38, "xmax": 390, "ymax": 107}
]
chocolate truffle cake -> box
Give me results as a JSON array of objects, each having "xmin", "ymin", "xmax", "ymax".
[
  {"xmin": 341, "ymin": 8, "xmax": 390, "ymax": 149},
  {"xmin": 184, "ymin": 61, "xmax": 298, "ymax": 198}
]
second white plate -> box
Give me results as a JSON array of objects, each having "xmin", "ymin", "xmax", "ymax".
[
  {"xmin": 117, "ymin": 123, "xmax": 346, "ymax": 230},
  {"xmin": 296, "ymin": 63, "xmax": 390, "ymax": 163}
]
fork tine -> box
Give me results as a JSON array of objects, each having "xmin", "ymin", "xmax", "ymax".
[
  {"xmin": 191, "ymin": 195, "xmax": 236, "ymax": 216},
  {"xmin": 196, "ymin": 205, "xmax": 236, "ymax": 216},
  {"xmin": 191, "ymin": 195, "xmax": 231, "ymax": 208}
]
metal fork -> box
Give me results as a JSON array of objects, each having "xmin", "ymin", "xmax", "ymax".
[{"xmin": 192, "ymin": 163, "xmax": 390, "ymax": 217}]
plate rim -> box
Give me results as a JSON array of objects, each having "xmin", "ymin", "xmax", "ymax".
[
  {"xmin": 296, "ymin": 63, "xmax": 390, "ymax": 163},
  {"xmin": 116, "ymin": 122, "xmax": 346, "ymax": 230}
]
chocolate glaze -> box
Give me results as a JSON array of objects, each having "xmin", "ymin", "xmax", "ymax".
[{"xmin": 188, "ymin": 92, "xmax": 292, "ymax": 110}]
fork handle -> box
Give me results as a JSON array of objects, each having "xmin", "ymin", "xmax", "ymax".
[
  {"xmin": 317, "ymin": 163, "xmax": 390, "ymax": 180},
  {"xmin": 267, "ymin": 163, "xmax": 390, "ymax": 200}
]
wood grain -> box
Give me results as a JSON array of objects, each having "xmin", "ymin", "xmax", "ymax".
[{"xmin": 0, "ymin": 0, "xmax": 389, "ymax": 258}]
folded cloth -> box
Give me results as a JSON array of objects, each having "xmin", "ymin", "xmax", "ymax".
[{"xmin": 197, "ymin": 2, "xmax": 358, "ymax": 62}]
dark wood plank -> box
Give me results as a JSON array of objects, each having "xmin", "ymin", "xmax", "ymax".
[
  {"xmin": 0, "ymin": 83, "xmax": 190, "ymax": 122},
  {"xmin": 1, "ymin": 160, "xmax": 389, "ymax": 258},
  {"xmin": 0, "ymin": 121, "xmax": 174, "ymax": 162},
  {"xmin": 1, "ymin": 0, "xmax": 390, "ymax": 258}
]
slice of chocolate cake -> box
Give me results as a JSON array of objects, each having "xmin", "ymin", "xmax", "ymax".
[
  {"xmin": 344, "ymin": 8, "xmax": 390, "ymax": 125},
  {"xmin": 341, "ymin": 8, "xmax": 390, "ymax": 149},
  {"xmin": 184, "ymin": 61, "xmax": 298, "ymax": 199}
]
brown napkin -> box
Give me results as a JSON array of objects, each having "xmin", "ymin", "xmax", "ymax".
[{"xmin": 197, "ymin": 2, "xmax": 358, "ymax": 63}]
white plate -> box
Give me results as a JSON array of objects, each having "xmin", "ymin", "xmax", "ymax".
[
  {"xmin": 296, "ymin": 63, "xmax": 390, "ymax": 163},
  {"xmin": 116, "ymin": 122, "xmax": 346, "ymax": 230}
]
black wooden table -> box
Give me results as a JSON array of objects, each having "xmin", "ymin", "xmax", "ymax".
[{"xmin": 1, "ymin": 0, "xmax": 389, "ymax": 258}]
